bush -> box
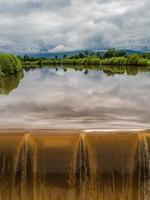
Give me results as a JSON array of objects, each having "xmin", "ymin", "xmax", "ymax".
[
  {"xmin": 143, "ymin": 53, "xmax": 150, "ymax": 59},
  {"xmin": 22, "ymin": 53, "xmax": 150, "ymax": 68},
  {"xmin": 127, "ymin": 54, "xmax": 141, "ymax": 65},
  {"xmin": 138, "ymin": 58, "xmax": 149, "ymax": 66},
  {"xmin": 103, "ymin": 49, "xmax": 127, "ymax": 58},
  {"xmin": 0, "ymin": 54, "xmax": 22, "ymax": 75}
]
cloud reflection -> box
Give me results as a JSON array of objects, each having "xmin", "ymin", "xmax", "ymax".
[{"xmin": 0, "ymin": 67, "xmax": 150, "ymax": 129}]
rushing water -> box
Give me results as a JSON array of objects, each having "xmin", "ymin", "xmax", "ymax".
[
  {"xmin": 0, "ymin": 130, "xmax": 150, "ymax": 200},
  {"xmin": 0, "ymin": 66, "xmax": 150, "ymax": 129}
]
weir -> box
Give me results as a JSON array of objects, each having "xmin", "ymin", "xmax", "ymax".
[
  {"xmin": 75, "ymin": 133, "xmax": 90, "ymax": 188},
  {"xmin": 13, "ymin": 134, "xmax": 37, "ymax": 200},
  {"xmin": 0, "ymin": 130, "xmax": 150, "ymax": 200}
]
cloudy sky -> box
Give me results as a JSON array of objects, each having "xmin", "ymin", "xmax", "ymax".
[{"xmin": 0, "ymin": 0, "xmax": 149, "ymax": 53}]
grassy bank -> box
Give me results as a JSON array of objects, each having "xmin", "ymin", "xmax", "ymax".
[
  {"xmin": 23, "ymin": 54, "xmax": 150, "ymax": 69},
  {"xmin": 43, "ymin": 56, "xmax": 150, "ymax": 66},
  {"xmin": 1, "ymin": 50, "xmax": 150, "ymax": 78},
  {"xmin": 0, "ymin": 54, "xmax": 22, "ymax": 78}
]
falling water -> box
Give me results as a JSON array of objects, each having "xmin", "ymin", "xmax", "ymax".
[
  {"xmin": 12, "ymin": 134, "xmax": 37, "ymax": 200},
  {"xmin": 0, "ymin": 130, "xmax": 150, "ymax": 200},
  {"xmin": 137, "ymin": 134, "xmax": 150, "ymax": 200},
  {"xmin": 75, "ymin": 133, "xmax": 90, "ymax": 187}
]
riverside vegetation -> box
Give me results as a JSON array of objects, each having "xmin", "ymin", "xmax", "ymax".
[
  {"xmin": 1, "ymin": 49, "xmax": 150, "ymax": 79},
  {"xmin": 1, "ymin": 49, "xmax": 150, "ymax": 95},
  {"xmin": 22, "ymin": 49, "xmax": 150, "ymax": 68},
  {"xmin": 0, "ymin": 54, "xmax": 22, "ymax": 78},
  {"xmin": 0, "ymin": 54, "xmax": 23, "ymax": 94}
]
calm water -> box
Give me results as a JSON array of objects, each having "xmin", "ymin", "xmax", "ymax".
[{"xmin": 0, "ymin": 66, "xmax": 150, "ymax": 130}]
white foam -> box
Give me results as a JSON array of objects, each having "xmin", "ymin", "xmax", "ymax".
[{"xmin": 83, "ymin": 129, "xmax": 145, "ymax": 133}]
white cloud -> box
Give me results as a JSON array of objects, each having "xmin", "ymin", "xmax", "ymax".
[
  {"xmin": 0, "ymin": 0, "xmax": 149, "ymax": 53},
  {"xmin": 48, "ymin": 45, "xmax": 73, "ymax": 52}
]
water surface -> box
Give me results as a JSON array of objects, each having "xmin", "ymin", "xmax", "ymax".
[{"xmin": 0, "ymin": 66, "xmax": 150, "ymax": 130}]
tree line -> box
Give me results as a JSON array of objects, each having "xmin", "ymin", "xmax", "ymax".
[{"xmin": 22, "ymin": 49, "xmax": 150, "ymax": 67}]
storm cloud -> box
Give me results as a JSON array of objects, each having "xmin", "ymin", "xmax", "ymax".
[{"xmin": 0, "ymin": 0, "xmax": 149, "ymax": 53}]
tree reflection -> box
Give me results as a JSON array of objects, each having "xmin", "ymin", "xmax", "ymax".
[
  {"xmin": 101, "ymin": 65, "xmax": 150, "ymax": 76},
  {"xmin": 84, "ymin": 69, "xmax": 89, "ymax": 75},
  {"xmin": 0, "ymin": 71, "xmax": 24, "ymax": 95},
  {"xmin": 63, "ymin": 68, "xmax": 67, "ymax": 72},
  {"xmin": 0, "ymin": 65, "xmax": 150, "ymax": 96}
]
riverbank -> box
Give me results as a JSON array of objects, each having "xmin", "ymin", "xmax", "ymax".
[
  {"xmin": 23, "ymin": 55, "xmax": 150, "ymax": 69},
  {"xmin": 1, "ymin": 51, "xmax": 150, "ymax": 79}
]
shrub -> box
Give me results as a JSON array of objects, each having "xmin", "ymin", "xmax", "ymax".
[
  {"xmin": 103, "ymin": 49, "xmax": 127, "ymax": 58},
  {"xmin": 127, "ymin": 54, "xmax": 141, "ymax": 65},
  {"xmin": 0, "ymin": 54, "xmax": 22, "ymax": 75},
  {"xmin": 143, "ymin": 53, "xmax": 150, "ymax": 59},
  {"xmin": 138, "ymin": 58, "xmax": 149, "ymax": 66}
]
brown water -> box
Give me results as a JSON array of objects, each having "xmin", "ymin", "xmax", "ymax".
[{"xmin": 0, "ymin": 130, "xmax": 150, "ymax": 200}]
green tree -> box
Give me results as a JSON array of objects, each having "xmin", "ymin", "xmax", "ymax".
[
  {"xmin": 115, "ymin": 50, "xmax": 127, "ymax": 57},
  {"xmin": 0, "ymin": 54, "xmax": 22, "ymax": 75},
  {"xmin": 104, "ymin": 49, "xmax": 127, "ymax": 58},
  {"xmin": 78, "ymin": 52, "xmax": 86, "ymax": 58},
  {"xmin": 143, "ymin": 53, "xmax": 150, "ymax": 59},
  {"xmin": 96, "ymin": 52, "xmax": 102, "ymax": 58},
  {"xmin": 23, "ymin": 55, "xmax": 31, "ymax": 61},
  {"xmin": 84, "ymin": 51, "xmax": 89, "ymax": 57},
  {"xmin": 103, "ymin": 48, "xmax": 116, "ymax": 58}
]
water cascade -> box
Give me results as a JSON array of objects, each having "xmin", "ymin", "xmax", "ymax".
[
  {"xmin": 13, "ymin": 134, "xmax": 37, "ymax": 200},
  {"xmin": 0, "ymin": 130, "xmax": 150, "ymax": 200}
]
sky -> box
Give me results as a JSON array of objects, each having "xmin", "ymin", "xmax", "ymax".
[{"xmin": 0, "ymin": 0, "xmax": 149, "ymax": 53}]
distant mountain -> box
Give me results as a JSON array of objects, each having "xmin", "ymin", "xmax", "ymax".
[
  {"xmin": 95, "ymin": 49, "xmax": 146, "ymax": 55},
  {"xmin": 120, "ymin": 49, "xmax": 145, "ymax": 55},
  {"xmin": 24, "ymin": 51, "xmax": 82, "ymax": 59}
]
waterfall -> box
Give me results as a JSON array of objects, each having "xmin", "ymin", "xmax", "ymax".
[
  {"xmin": 75, "ymin": 133, "xmax": 90, "ymax": 188},
  {"xmin": 0, "ymin": 130, "xmax": 150, "ymax": 200},
  {"xmin": 13, "ymin": 134, "xmax": 37, "ymax": 200},
  {"xmin": 137, "ymin": 134, "xmax": 150, "ymax": 200}
]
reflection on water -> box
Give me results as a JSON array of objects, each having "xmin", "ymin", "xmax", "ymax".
[
  {"xmin": 0, "ymin": 72, "xmax": 23, "ymax": 95},
  {"xmin": 0, "ymin": 130, "xmax": 150, "ymax": 200},
  {"xmin": 0, "ymin": 66, "xmax": 150, "ymax": 129}
]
